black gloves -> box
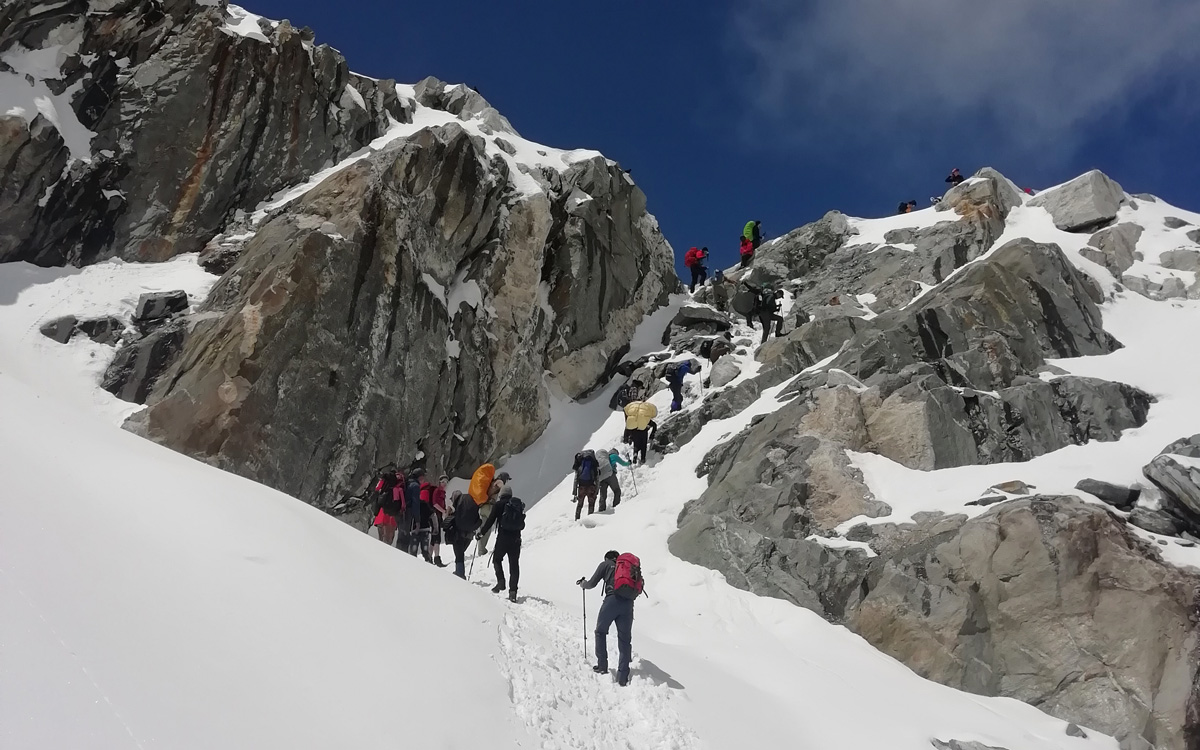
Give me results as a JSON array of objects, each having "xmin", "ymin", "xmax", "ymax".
[{"xmin": 576, "ymin": 577, "xmax": 586, "ymax": 587}]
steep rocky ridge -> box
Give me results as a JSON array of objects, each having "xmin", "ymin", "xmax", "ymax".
[
  {"xmin": 1, "ymin": 1, "xmax": 677, "ymax": 506},
  {"xmin": 660, "ymin": 168, "xmax": 1199, "ymax": 749}
]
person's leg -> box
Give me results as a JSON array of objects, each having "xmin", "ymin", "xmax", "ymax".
[
  {"xmin": 586, "ymin": 486, "xmax": 596, "ymax": 515},
  {"xmin": 492, "ymin": 539, "xmax": 508, "ymax": 590},
  {"xmin": 699, "ymin": 266, "xmax": 708, "ymax": 287},
  {"xmin": 453, "ymin": 538, "xmax": 467, "ymax": 578},
  {"xmin": 509, "ymin": 542, "xmax": 520, "ymax": 595},
  {"xmin": 597, "ymin": 480, "xmax": 608, "ymax": 513},
  {"xmin": 759, "ymin": 316, "xmax": 770, "ymax": 344},
  {"xmin": 575, "ymin": 493, "xmax": 585, "ymax": 521},
  {"xmin": 594, "ymin": 596, "xmax": 619, "ymax": 670},
  {"xmin": 615, "ymin": 600, "xmax": 635, "ymax": 684},
  {"xmin": 610, "ymin": 477, "xmax": 622, "ymax": 508}
]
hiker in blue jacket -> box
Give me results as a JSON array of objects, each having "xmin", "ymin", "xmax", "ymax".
[{"xmin": 665, "ymin": 361, "xmax": 690, "ymax": 412}]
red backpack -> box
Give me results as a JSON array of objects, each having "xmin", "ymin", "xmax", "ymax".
[
  {"xmin": 613, "ymin": 553, "xmax": 644, "ymax": 600},
  {"xmin": 684, "ymin": 247, "xmax": 700, "ymax": 268}
]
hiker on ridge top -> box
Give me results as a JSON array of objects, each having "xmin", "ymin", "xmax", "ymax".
[
  {"xmin": 946, "ymin": 168, "xmax": 965, "ymax": 187},
  {"xmin": 683, "ymin": 246, "xmax": 709, "ymax": 294},
  {"xmin": 743, "ymin": 220, "xmax": 763, "ymax": 250}
]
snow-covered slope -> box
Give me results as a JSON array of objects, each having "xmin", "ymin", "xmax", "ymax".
[{"xmin": 1, "ymin": 253, "xmax": 1121, "ymax": 750}]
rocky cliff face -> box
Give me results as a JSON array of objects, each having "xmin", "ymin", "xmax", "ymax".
[
  {"xmin": 1, "ymin": 0, "xmax": 677, "ymax": 504},
  {"xmin": 668, "ymin": 168, "xmax": 1200, "ymax": 750}
]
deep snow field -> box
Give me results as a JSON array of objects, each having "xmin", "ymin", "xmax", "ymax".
[{"xmin": 11, "ymin": 191, "xmax": 1198, "ymax": 749}]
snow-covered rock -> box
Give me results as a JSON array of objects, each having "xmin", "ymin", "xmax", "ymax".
[
  {"xmin": 1080, "ymin": 222, "xmax": 1142, "ymax": 276},
  {"xmin": 1028, "ymin": 169, "xmax": 1126, "ymax": 232}
]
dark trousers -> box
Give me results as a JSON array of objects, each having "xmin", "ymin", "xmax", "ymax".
[
  {"xmin": 575, "ymin": 484, "xmax": 598, "ymax": 520},
  {"xmin": 739, "ymin": 253, "xmax": 753, "ymax": 268},
  {"xmin": 453, "ymin": 536, "xmax": 471, "ymax": 578},
  {"xmin": 758, "ymin": 313, "xmax": 784, "ymax": 343},
  {"xmin": 631, "ymin": 430, "xmax": 649, "ymax": 464},
  {"xmin": 595, "ymin": 595, "xmax": 634, "ymax": 681},
  {"xmin": 689, "ymin": 265, "xmax": 707, "ymax": 293},
  {"xmin": 598, "ymin": 476, "xmax": 621, "ymax": 510},
  {"xmin": 669, "ymin": 381, "xmax": 683, "ymax": 410},
  {"xmin": 493, "ymin": 534, "xmax": 521, "ymax": 592}
]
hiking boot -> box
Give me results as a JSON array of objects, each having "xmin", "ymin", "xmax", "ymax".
[
  {"xmin": 491, "ymin": 583, "xmax": 505, "ymax": 594},
  {"xmin": 618, "ymin": 676, "xmax": 629, "ymax": 687},
  {"xmin": 508, "ymin": 590, "xmax": 517, "ymax": 603},
  {"xmin": 434, "ymin": 556, "xmax": 446, "ymax": 568},
  {"xmin": 592, "ymin": 665, "xmax": 608, "ymax": 674}
]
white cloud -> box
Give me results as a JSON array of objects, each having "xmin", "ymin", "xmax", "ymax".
[{"xmin": 733, "ymin": 0, "xmax": 1200, "ymax": 147}]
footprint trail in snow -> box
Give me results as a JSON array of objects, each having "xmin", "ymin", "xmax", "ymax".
[{"xmin": 495, "ymin": 596, "xmax": 701, "ymax": 750}]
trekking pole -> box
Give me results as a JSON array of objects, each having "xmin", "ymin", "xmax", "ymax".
[
  {"xmin": 582, "ymin": 587, "xmax": 588, "ymax": 662},
  {"xmin": 629, "ymin": 466, "xmax": 639, "ymax": 497},
  {"xmin": 468, "ymin": 548, "xmax": 476, "ymax": 581}
]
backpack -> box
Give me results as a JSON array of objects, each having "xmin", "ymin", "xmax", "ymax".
[
  {"xmin": 663, "ymin": 362, "xmax": 679, "ymax": 382},
  {"xmin": 375, "ymin": 469, "xmax": 403, "ymax": 516},
  {"xmin": 595, "ymin": 450, "xmax": 614, "ymax": 482},
  {"xmin": 684, "ymin": 247, "xmax": 700, "ymax": 268},
  {"xmin": 499, "ymin": 497, "xmax": 526, "ymax": 532},
  {"xmin": 468, "ymin": 464, "xmax": 495, "ymax": 506},
  {"xmin": 576, "ymin": 450, "xmax": 598, "ymax": 485},
  {"xmin": 731, "ymin": 289, "xmax": 756, "ymax": 316},
  {"xmin": 613, "ymin": 553, "xmax": 644, "ymax": 600},
  {"xmin": 699, "ymin": 339, "xmax": 713, "ymax": 358}
]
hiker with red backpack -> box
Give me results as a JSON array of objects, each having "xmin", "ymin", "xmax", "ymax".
[
  {"xmin": 430, "ymin": 475, "xmax": 448, "ymax": 567},
  {"xmin": 370, "ymin": 466, "xmax": 405, "ymax": 546},
  {"xmin": 683, "ymin": 246, "xmax": 708, "ymax": 294},
  {"xmin": 415, "ymin": 473, "xmax": 439, "ymax": 563},
  {"xmin": 573, "ymin": 450, "xmax": 601, "ymax": 520},
  {"xmin": 476, "ymin": 486, "xmax": 526, "ymax": 602},
  {"xmin": 578, "ymin": 550, "xmax": 644, "ymax": 686}
]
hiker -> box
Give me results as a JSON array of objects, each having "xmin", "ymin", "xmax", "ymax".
[
  {"xmin": 477, "ymin": 469, "xmax": 511, "ymax": 555},
  {"xmin": 476, "ymin": 486, "xmax": 525, "ymax": 602},
  {"xmin": 613, "ymin": 379, "xmax": 641, "ymax": 410},
  {"xmin": 896, "ymin": 200, "xmax": 917, "ymax": 214},
  {"xmin": 403, "ymin": 468, "xmax": 425, "ymax": 555},
  {"xmin": 596, "ymin": 448, "xmax": 631, "ymax": 511},
  {"xmin": 578, "ymin": 550, "xmax": 644, "ymax": 687},
  {"xmin": 664, "ymin": 360, "xmax": 690, "ymax": 412},
  {"xmin": 946, "ymin": 168, "xmax": 965, "ymax": 187},
  {"xmin": 573, "ymin": 450, "xmax": 601, "ymax": 520},
  {"xmin": 414, "ymin": 473, "xmax": 438, "ymax": 563},
  {"xmin": 743, "ymin": 220, "xmax": 763, "ymax": 250},
  {"xmin": 710, "ymin": 269, "xmax": 732, "ymax": 311},
  {"xmin": 755, "ymin": 288, "xmax": 786, "ymax": 344},
  {"xmin": 683, "ymin": 246, "xmax": 708, "ymax": 293},
  {"xmin": 430, "ymin": 475, "xmax": 448, "ymax": 567},
  {"xmin": 700, "ymin": 335, "xmax": 733, "ymax": 364},
  {"xmin": 623, "ymin": 400, "xmax": 658, "ymax": 465},
  {"xmin": 370, "ymin": 466, "xmax": 405, "ymax": 546},
  {"xmin": 739, "ymin": 235, "xmax": 755, "ymax": 268},
  {"xmin": 445, "ymin": 490, "xmax": 480, "ymax": 578}
]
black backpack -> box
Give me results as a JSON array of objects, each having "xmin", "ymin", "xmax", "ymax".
[
  {"xmin": 499, "ymin": 497, "xmax": 526, "ymax": 532},
  {"xmin": 374, "ymin": 469, "xmax": 402, "ymax": 515},
  {"xmin": 663, "ymin": 362, "xmax": 679, "ymax": 382}
]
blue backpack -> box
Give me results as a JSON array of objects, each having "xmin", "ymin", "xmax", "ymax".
[{"xmin": 576, "ymin": 451, "xmax": 598, "ymax": 485}]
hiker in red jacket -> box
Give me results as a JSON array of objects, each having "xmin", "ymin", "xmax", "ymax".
[
  {"xmin": 739, "ymin": 236, "xmax": 755, "ymax": 268},
  {"xmin": 683, "ymin": 246, "xmax": 708, "ymax": 293}
]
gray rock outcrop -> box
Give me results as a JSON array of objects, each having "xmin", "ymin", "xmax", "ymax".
[
  {"xmin": 1080, "ymin": 223, "xmax": 1143, "ymax": 276},
  {"xmin": 129, "ymin": 123, "xmax": 674, "ymax": 505},
  {"xmin": 1028, "ymin": 170, "xmax": 1126, "ymax": 233},
  {"xmin": 1, "ymin": 0, "xmax": 408, "ymax": 265},
  {"xmin": 1144, "ymin": 436, "xmax": 1200, "ymax": 535}
]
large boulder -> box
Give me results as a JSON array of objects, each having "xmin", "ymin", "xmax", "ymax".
[
  {"xmin": 1028, "ymin": 170, "xmax": 1126, "ymax": 233},
  {"xmin": 130, "ymin": 123, "xmax": 675, "ymax": 506},
  {"xmin": 935, "ymin": 167, "xmax": 1024, "ymax": 219},
  {"xmin": 1080, "ymin": 223, "xmax": 1143, "ymax": 276},
  {"xmin": 1160, "ymin": 248, "xmax": 1200, "ymax": 273},
  {"xmin": 1144, "ymin": 442, "xmax": 1200, "ymax": 534},
  {"xmin": 851, "ymin": 497, "xmax": 1200, "ymax": 750}
]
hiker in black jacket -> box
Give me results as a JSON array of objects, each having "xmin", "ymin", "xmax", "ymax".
[
  {"xmin": 447, "ymin": 490, "xmax": 480, "ymax": 579},
  {"xmin": 945, "ymin": 167, "xmax": 965, "ymax": 187},
  {"xmin": 476, "ymin": 487, "xmax": 525, "ymax": 602}
]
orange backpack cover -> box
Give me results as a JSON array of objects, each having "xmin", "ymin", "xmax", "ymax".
[{"xmin": 469, "ymin": 464, "xmax": 496, "ymax": 506}]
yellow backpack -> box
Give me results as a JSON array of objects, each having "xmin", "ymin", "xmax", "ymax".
[{"xmin": 623, "ymin": 401, "xmax": 658, "ymax": 431}]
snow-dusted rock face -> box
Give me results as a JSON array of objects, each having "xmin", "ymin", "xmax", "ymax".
[
  {"xmin": 657, "ymin": 167, "xmax": 1199, "ymax": 750},
  {"xmin": 0, "ymin": 0, "xmax": 406, "ymax": 264},
  {"xmin": 128, "ymin": 118, "xmax": 673, "ymax": 506},
  {"xmin": 1, "ymin": 1, "xmax": 676, "ymax": 504}
]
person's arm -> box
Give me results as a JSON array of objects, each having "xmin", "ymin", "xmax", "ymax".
[
  {"xmin": 579, "ymin": 561, "xmax": 609, "ymax": 589},
  {"xmin": 611, "ymin": 453, "xmax": 631, "ymax": 467},
  {"xmin": 648, "ymin": 420, "xmax": 658, "ymax": 439},
  {"xmin": 478, "ymin": 498, "xmax": 504, "ymax": 538}
]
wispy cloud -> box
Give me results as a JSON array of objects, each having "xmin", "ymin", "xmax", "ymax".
[{"xmin": 732, "ymin": 0, "xmax": 1200, "ymax": 151}]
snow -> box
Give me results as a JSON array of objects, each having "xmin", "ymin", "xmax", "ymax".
[
  {"xmin": 0, "ymin": 255, "xmax": 217, "ymax": 422},
  {"xmin": 341, "ymin": 82, "xmax": 366, "ymax": 111},
  {"xmin": 222, "ymin": 4, "xmax": 274, "ymax": 44},
  {"xmin": 0, "ymin": 72, "xmax": 94, "ymax": 161},
  {"xmin": 845, "ymin": 203, "xmax": 958, "ymax": 248}
]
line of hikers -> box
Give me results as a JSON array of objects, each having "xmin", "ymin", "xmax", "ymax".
[
  {"xmin": 682, "ymin": 220, "xmax": 763, "ymax": 293},
  {"xmin": 896, "ymin": 167, "xmax": 967, "ymax": 214},
  {"xmin": 366, "ymin": 459, "xmax": 646, "ymax": 684}
]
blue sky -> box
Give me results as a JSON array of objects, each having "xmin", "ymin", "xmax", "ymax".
[{"xmin": 243, "ymin": 1, "xmax": 1200, "ymax": 275}]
